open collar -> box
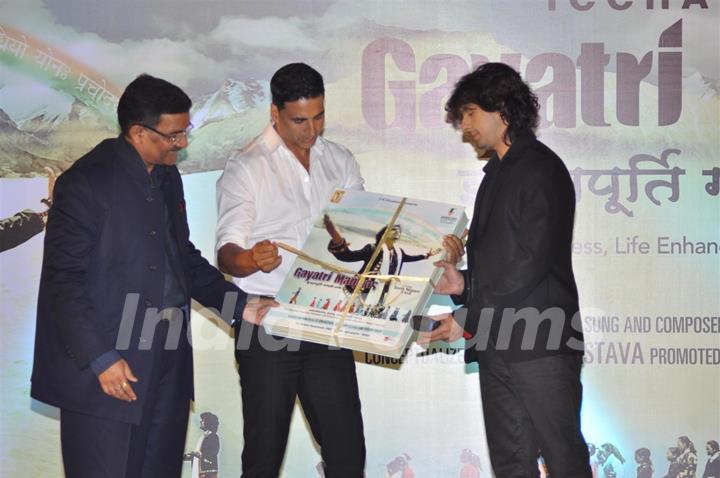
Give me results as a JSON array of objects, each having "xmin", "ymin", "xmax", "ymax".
[{"xmin": 260, "ymin": 123, "xmax": 326, "ymax": 158}]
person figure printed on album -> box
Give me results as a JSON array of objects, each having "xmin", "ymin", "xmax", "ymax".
[
  {"xmin": 288, "ymin": 287, "xmax": 301, "ymax": 304},
  {"xmin": 323, "ymin": 213, "xmax": 439, "ymax": 315}
]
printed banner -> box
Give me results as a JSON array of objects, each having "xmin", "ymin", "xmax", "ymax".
[{"xmin": 0, "ymin": 1, "xmax": 717, "ymax": 476}]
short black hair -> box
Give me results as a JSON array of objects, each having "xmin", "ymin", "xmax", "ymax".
[
  {"xmin": 117, "ymin": 74, "xmax": 191, "ymax": 136},
  {"xmin": 270, "ymin": 63, "xmax": 324, "ymax": 110},
  {"xmin": 708, "ymin": 440, "xmax": 719, "ymax": 453},
  {"xmin": 445, "ymin": 62, "xmax": 539, "ymax": 144}
]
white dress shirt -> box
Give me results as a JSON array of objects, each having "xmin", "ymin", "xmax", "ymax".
[{"xmin": 216, "ymin": 124, "xmax": 364, "ymax": 296}]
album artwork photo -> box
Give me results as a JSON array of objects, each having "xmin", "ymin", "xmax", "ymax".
[{"xmin": 263, "ymin": 188, "xmax": 468, "ymax": 357}]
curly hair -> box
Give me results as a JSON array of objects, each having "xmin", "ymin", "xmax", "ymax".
[
  {"xmin": 445, "ymin": 62, "xmax": 539, "ymax": 145},
  {"xmin": 375, "ymin": 224, "xmax": 401, "ymax": 244}
]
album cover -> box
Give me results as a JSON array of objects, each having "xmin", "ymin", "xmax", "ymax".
[{"xmin": 262, "ymin": 189, "xmax": 468, "ymax": 357}]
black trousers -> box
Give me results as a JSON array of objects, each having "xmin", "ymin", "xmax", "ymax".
[
  {"xmin": 234, "ymin": 324, "xmax": 366, "ymax": 478},
  {"xmin": 61, "ymin": 320, "xmax": 191, "ymax": 478},
  {"xmin": 478, "ymin": 346, "xmax": 592, "ymax": 478}
]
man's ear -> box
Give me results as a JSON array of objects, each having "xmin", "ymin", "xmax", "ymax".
[
  {"xmin": 270, "ymin": 104, "xmax": 279, "ymax": 125},
  {"xmin": 126, "ymin": 124, "xmax": 145, "ymax": 145}
]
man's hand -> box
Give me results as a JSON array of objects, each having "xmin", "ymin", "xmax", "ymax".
[
  {"xmin": 433, "ymin": 259, "xmax": 465, "ymax": 296},
  {"xmin": 242, "ymin": 296, "xmax": 279, "ymax": 325},
  {"xmin": 250, "ymin": 240, "xmax": 281, "ymax": 273},
  {"xmin": 219, "ymin": 241, "xmax": 280, "ymax": 278},
  {"xmin": 417, "ymin": 313, "xmax": 465, "ymax": 344},
  {"xmin": 426, "ymin": 247, "xmax": 442, "ymax": 258},
  {"xmin": 442, "ymin": 234, "xmax": 465, "ymax": 264},
  {"xmin": 98, "ymin": 359, "xmax": 138, "ymax": 402}
]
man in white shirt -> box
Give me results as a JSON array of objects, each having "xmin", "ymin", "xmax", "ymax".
[{"xmin": 216, "ymin": 63, "xmax": 365, "ymax": 477}]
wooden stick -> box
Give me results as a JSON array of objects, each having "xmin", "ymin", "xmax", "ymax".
[{"xmin": 276, "ymin": 242, "xmax": 355, "ymax": 275}]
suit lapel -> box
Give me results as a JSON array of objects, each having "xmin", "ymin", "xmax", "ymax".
[
  {"xmin": 466, "ymin": 157, "xmax": 505, "ymax": 250},
  {"xmin": 466, "ymin": 133, "xmax": 536, "ymax": 248},
  {"xmin": 471, "ymin": 164, "xmax": 511, "ymax": 242}
]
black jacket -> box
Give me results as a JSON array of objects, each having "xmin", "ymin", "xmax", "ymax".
[
  {"xmin": 454, "ymin": 132, "xmax": 584, "ymax": 363},
  {"xmin": 31, "ymin": 137, "xmax": 245, "ymax": 424}
]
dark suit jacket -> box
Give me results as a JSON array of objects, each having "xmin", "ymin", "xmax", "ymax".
[
  {"xmin": 455, "ymin": 132, "xmax": 584, "ymax": 363},
  {"xmin": 31, "ymin": 137, "xmax": 245, "ymax": 424}
]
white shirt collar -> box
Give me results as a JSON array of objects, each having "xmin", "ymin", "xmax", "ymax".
[{"xmin": 260, "ymin": 123, "xmax": 325, "ymax": 157}]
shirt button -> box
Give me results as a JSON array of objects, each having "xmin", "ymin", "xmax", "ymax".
[
  {"xmin": 146, "ymin": 196, "xmax": 154, "ymax": 203},
  {"xmin": 149, "ymin": 230, "xmax": 157, "ymax": 237},
  {"xmin": 148, "ymin": 264, "xmax": 158, "ymax": 271}
]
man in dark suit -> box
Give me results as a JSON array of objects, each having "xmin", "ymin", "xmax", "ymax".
[
  {"xmin": 422, "ymin": 63, "xmax": 591, "ymax": 477},
  {"xmin": 31, "ymin": 74, "xmax": 268, "ymax": 478}
]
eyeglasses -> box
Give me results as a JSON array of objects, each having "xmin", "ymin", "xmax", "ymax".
[{"xmin": 138, "ymin": 123, "xmax": 193, "ymax": 145}]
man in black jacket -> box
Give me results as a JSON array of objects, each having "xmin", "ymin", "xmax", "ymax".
[
  {"xmin": 31, "ymin": 74, "xmax": 268, "ymax": 478},
  {"xmin": 424, "ymin": 63, "xmax": 591, "ymax": 477}
]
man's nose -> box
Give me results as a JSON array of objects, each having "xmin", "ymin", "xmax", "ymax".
[{"xmin": 308, "ymin": 121, "xmax": 318, "ymax": 137}]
